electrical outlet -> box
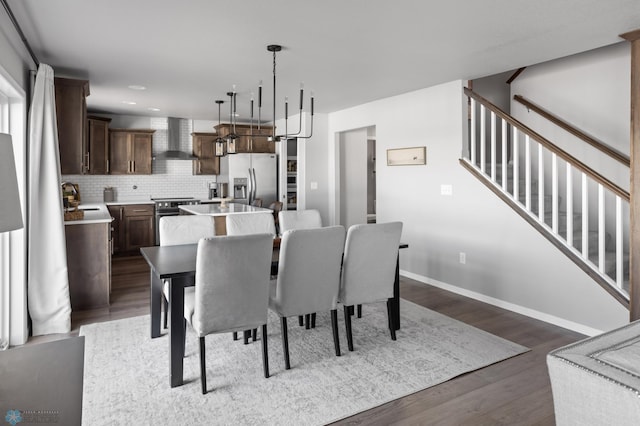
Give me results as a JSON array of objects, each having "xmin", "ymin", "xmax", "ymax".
[
  {"xmin": 441, "ymin": 184, "xmax": 453, "ymax": 196},
  {"xmin": 459, "ymin": 252, "xmax": 466, "ymax": 264}
]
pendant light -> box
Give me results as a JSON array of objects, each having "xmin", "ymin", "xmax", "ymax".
[{"xmin": 214, "ymin": 100, "xmax": 226, "ymax": 157}]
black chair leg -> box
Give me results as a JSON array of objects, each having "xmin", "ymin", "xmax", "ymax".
[
  {"xmin": 331, "ymin": 309, "xmax": 341, "ymax": 356},
  {"xmin": 199, "ymin": 336, "xmax": 207, "ymax": 394},
  {"xmin": 182, "ymin": 319, "xmax": 187, "ymax": 357},
  {"xmin": 252, "ymin": 328, "xmax": 257, "ymax": 341},
  {"xmin": 387, "ymin": 299, "xmax": 397, "ymax": 341},
  {"xmin": 261, "ymin": 324, "xmax": 270, "ymax": 378},
  {"xmin": 311, "ymin": 313, "xmax": 316, "ymax": 328},
  {"xmin": 281, "ymin": 317, "xmax": 291, "ymax": 370},
  {"xmin": 163, "ymin": 298, "xmax": 169, "ymax": 329},
  {"xmin": 233, "ymin": 331, "xmax": 238, "ymax": 341},
  {"xmin": 357, "ymin": 304, "xmax": 362, "ymax": 318},
  {"xmin": 243, "ymin": 330, "xmax": 250, "ymax": 345},
  {"xmin": 344, "ymin": 305, "xmax": 354, "ymax": 351},
  {"xmin": 298, "ymin": 316, "xmax": 304, "ymax": 326},
  {"xmin": 305, "ymin": 314, "xmax": 311, "ymax": 329}
]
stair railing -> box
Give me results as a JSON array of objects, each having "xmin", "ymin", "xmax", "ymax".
[{"xmin": 463, "ymin": 87, "xmax": 630, "ymax": 307}]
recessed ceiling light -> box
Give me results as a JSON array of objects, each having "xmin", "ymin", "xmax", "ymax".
[
  {"xmin": 128, "ymin": 85, "xmax": 146, "ymax": 90},
  {"xmin": 121, "ymin": 101, "xmax": 137, "ymax": 105},
  {"xmin": 147, "ymin": 107, "xmax": 161, "ymax": 112}
]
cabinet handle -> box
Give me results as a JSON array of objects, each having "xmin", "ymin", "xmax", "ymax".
[
  {"xmin": 132, "ymin": 209, "xmax": 148, "ymax": 213},
  {"xmin": 132, "ymin": 161, "xmax": 136, "ymax": 173},
  {"xmin": 107, "ymin": 160, "xmax": 110, "ymax": 173},
  {"xmin": 198, "ymin": 161, "xmax": 202, "ymax": 173},
  {"xmin": 85, "ymin": 152, "xmax": 90, "ymax": 172},
  {"xmin": 119, "ymin": 207, "xmax": 123, "ymax": 221}
]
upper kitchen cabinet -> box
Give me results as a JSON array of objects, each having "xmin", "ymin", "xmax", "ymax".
[
  {"xmin": 214, "ymin": 124, "xmax": 275, "ymax": 153},
  {"xmin": 87, "ymin": 116, "xmax": 112, "ymax": 174},
  {"xmin": 192, "ymin": 132, "xmax": 220, "ymax": 175},
  {"xmin": 109, "ymin": 129, "xmax": 154, "ymax": 174},
  {"xmin": 55, "ymin": 77, "xmax": 89, "ymax": 174}
]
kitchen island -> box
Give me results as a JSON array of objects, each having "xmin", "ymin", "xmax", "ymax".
[
  {"xmin": 179, "ymin": 202, "xmax": 273, "ymax": 235},
  {"xmin": 63, "ymin": 203, "xmax": 113, "ymax": 310}
]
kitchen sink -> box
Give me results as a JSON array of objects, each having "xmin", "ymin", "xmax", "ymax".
[{"xmin": 78, "ymin": 206, "xmax": 99, "ymax": 211}]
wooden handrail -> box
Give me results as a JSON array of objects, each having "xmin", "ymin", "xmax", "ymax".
[
  {"xmin": 506, "ymin": 67, "xmax": 526, "ymax": 84},
  {"xmin": 513, "ymin": 95, "xmax": 630, "ymax": 167},
  {"xmin": 464, "ymin": 87, "xmax": 630, "ymax": 202}
]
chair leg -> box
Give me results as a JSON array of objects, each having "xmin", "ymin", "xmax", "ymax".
[
  {"xmin": 298, "ymin": 316, "xmax": 304, "ymax": 327},
  {"xmin": 386, "ymin": 299, "xmax": 397, "ymax": 341},
  {"xmin": 199, "ymin": 336, "xmax": 207, "ymax": 394},
  {"xmin": 305, "ymin": 314, "xmax": 311, "ymax": 330},
  {"xmin": 281, "ymin": 317, "xmax": 291, "ymax": 370},
  {"xmin": 252, "ymin": 328, "xmax": 257, "ymax": 341},
  {"xmin": 344, "ymin": 305, "xmax": 354, "ymax": 351},
  {"xmin": 243, "ymin": 330, "xmax": 250, "ymax": 345},
  {"xmin": 182, "ymin": 319, "xmax": 187, "ymax": 358},
  {"xmin": 163, "ymin": 298, "xmax": 169, "ymax": 329},
  {"xmin": 261, "ymin": 324, "xmax": 270, "ymax": 378},
  {"xmin": 233, "ymin": 332, "xmax": 238, "ymax": 341},
  {"xmin": 331, "ymin": 309, "xmax": 341, "ymax": 356},
  {"xmin": 311, "ymin": 313, "xmax": 316, "ymax": 329},
  {"xmin": 357, "ymin": 304, "xmax": 362, "ymax": 318}
]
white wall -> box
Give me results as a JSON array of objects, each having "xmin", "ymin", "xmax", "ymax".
[
  {"xmin": 324, "ymin": 79, "xmax": 627, "ymax": 334},
  {"xmin": 510, "ymin": 42, "xmax": 630, "ymax": 191}
]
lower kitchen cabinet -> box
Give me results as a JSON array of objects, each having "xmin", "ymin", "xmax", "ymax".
[
  {"xmin": 65, "ymin": 222, "xmax": 111, "ymax": 310},
  {"xmin": 108, "ymin": 204, "xmax": 155, "ymax": 255}
]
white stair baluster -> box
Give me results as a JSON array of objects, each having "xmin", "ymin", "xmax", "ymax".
[
  {"xmin": 513, "ymin": 128, "xmax": 519, "ymax": 202},
  {"xmin": 598, "ymin": 184, "xmax": 605, "ymax": 273},
  {"xmin": 480, "ymin": 105, "xmax": 486, "ymax": 172},
  {"xmin": 616, "ymin": 196, "xmax": 623, "ymax": 289},
  {"xmin": 491, "ymin": 112, "xmax": 496, "ymax": 180},
  {"xmin": 502, "ymin": 120, "xmax": 508, "ymax": 190},
  {"xmin": 566, "ymin": 163, "xmax": 573, "ymax": 248},
  {"xmin": 538, "ymin": 143, "xmax": 544, "ymax": 222},
  {"xmin": 470, "ymin": 98, "xmax": 476, "ymax": 164},
  {"xmin": 552, "ymin": 153, "xmax": 558, "ymax": 233},
  {"xmin": 582, "ymin": 173, "xmax": 589, "ymax": 259},
  {"xmin": 525, "ymin": 135, "xmax": 531, "ymax": 210}
]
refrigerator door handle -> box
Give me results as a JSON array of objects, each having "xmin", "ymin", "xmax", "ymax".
[
  {"xmin": 247, "ymin": 168, "xmax": 253, "ymax": 204},
  {"xmin": 252, "ymin": 168, "xmax": 258, "ymax": 204}
]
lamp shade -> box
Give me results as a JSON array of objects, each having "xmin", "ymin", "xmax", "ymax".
[{"xmin": 0, "ymin": 133, "xmax": 24, "ymax": 232}]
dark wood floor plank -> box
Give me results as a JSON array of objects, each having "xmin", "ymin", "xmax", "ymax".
[{"xmin": 26, "ymin": 254, "xmax": 584, "ymax": 424}]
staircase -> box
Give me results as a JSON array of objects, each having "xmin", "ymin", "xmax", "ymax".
[{"xmin": 462, "ymin": 88, "xmax": 630, "ymax": 308}]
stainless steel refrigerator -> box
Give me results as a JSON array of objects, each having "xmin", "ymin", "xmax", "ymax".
[{"xmin": 226, "ymin": 153, "xmax": 277, "ymax": 205}]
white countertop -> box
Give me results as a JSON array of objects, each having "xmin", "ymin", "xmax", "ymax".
[
  {"xmin": 64, "ymin": 203, "xmax": 113, "ymax": 225},
  {"xmin": 105, "ymin": 200, "xmax": 155, "ymax": 206},
  {"xmin": 179, "ymin": 203, "xmax": 273, "ymax": 216}
]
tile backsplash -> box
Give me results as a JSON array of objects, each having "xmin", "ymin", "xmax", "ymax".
[{"xmin": 62, "ymin": 117, "xmax": 218, "ymax": 202}]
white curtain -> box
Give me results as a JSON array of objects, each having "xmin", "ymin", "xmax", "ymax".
[{"xmin": 27, "ymin": 64, "xmax": 71, "ymax": 335}]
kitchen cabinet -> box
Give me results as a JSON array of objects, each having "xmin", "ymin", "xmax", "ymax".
[
  {"xmin": 65, "ymin": 222, "xmax": 111, "ymax": 310},
  {"xmin": 214, "ymin": 124, "xmax": 275, "ymax": 153},
  {"xmin": 55, "ymin": 77, "xmax": 89, "ymax": 174},
  {"xmin": 191, "ymin": 132, "xmax": 220, "ymax": 175},
  {"xmin": 108, "ymin": 204, "xmax": 155, "ymax": 254},
  {"xmin": 109, "ymin": 129, "xmax": 154, "ymax": 174},
  {"xmin": 87, "ymin": 115, "xmax": 111, "ymax": 174}
]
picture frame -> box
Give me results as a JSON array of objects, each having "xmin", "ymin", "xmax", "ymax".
[{"xmin": 386, "ymin": 146, "xmax": 426, "ymax": 166}]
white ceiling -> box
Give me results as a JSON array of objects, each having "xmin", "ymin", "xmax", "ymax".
[{"xmin": 6, "ymin": 0, "xmax": 640, "ymax": 122}]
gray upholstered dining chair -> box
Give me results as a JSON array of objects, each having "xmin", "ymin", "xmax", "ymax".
[
  {"xmin": 159, "ymin": 215, "xmax": 216, "ymax": 329},
  {"xmin": 269, "ymin": 225, "xmax": 346, "ymax": 370},
  {"xmin": 278, "ymin": 209, "xmax": 322, "ymax": 235},
  {"xmin": 226, "ymin": 212, "xmax": 276, "ymax": 237},
  {"xmin": 339, "ymin": 222, "xmax": 403, "ymax": 351},
  {"xmin": 183, "ymin": 233, "xmax": 274, "ymax": 394}
]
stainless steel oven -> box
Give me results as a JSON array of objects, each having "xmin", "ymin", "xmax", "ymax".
[{"xmin": 152, "ymin": 197, "xmax": 200, "ymax": 245}]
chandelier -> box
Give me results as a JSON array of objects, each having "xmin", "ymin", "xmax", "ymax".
[{"xmin": 214, "ymin": 44, "xmax": 315, "ymax": 157}]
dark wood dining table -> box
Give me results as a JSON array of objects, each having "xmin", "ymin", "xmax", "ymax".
[{"xmin": 140, "ymin": 241, "xmax": 408, "ymax": 388}]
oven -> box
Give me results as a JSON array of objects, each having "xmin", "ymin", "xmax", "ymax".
[{"xmin": 152, "ymin": 197, "xmax": 201, "ymax": 245}]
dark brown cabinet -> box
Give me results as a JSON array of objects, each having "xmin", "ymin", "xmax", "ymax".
[
  {"xmin": 109, "ymin": 129, "xmax": 154, "ymax": 175},
  {"xmin": 192, "ymin": 132, "xmax": 220, "ymax": 175},
  {"xmin": 87, "ymin": 116, "xmax": 111, "ymax": 174},
  {"xmin": 65, "ymin": 222, "xmax": 111, "ymax": 310},
  {"xmin": 55, "ymin": 77, "xmax": 89, "ymax": 174},
  {"xmin": 108, "ymin": 204, "xmax": 155, "ymax": 254},
  {"xmin": 214, "ymin": 124, "xmax": 275, "ymax": 153}
]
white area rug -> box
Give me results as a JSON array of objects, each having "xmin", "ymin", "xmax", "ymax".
[{"xmin": 80, "ymin": 300, "xmax": 528, "ymax": 425}]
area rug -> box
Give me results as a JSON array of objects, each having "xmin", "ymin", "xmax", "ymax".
[{"xmin": 80, "ymin": 299, "xmax": 528, "ymax": 425}]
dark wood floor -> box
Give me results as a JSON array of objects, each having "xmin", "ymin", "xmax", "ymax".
[{"xmin": 30, "ymin": 254, "xmax": 584, "ymax": 425}]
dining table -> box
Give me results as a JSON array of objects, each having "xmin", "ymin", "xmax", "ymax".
[{"xmin": 140, "ymin": 241, "xmax": 408, "ymax": 388}]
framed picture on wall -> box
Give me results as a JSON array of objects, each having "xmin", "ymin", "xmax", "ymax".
[{"xmin": 386, "ymin": 146, "xmax": 426, "ymax": 166}]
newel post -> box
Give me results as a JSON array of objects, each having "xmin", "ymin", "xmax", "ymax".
[{"xmin": 621, "ymin": 29, "xmax": 640, "ymax": 321}]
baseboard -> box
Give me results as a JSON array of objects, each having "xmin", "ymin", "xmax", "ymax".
[{"xmin": 400, "ymin": 270, "xmax": 603, "ymax": 337}]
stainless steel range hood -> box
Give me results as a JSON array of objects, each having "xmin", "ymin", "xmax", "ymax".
[{"xmin": 153, "ymin": 117, "xmax": 196, "ymax": 160}]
